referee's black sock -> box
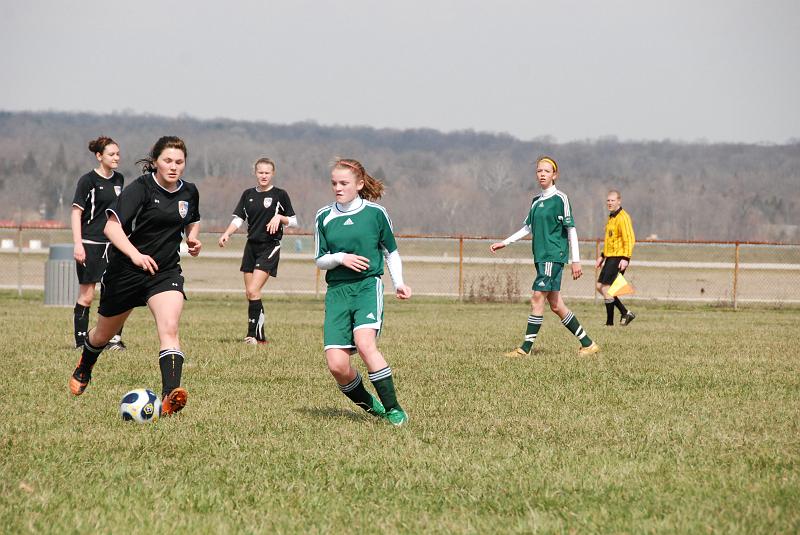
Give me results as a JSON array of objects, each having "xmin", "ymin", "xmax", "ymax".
[
  {"xmin": 604, "ymin": 299, "xmax": 615, "ymax": 325},
  {"xmin": 73, "ymin": 303, "xmax": 90, "ymax": 347},
  {"xmin": 159, "ymin": 349, "xmax": 184, "ymax": 398},
  {"xmin": 613, "ymin": 297, "xmax": 628, "ymax": 316}
]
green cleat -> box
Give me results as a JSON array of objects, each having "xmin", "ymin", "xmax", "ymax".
[
  {"xmin": 385, "ymin": 408, "xmax": 409, "ymax": 427},
  {"xmin": 361, "ymin": 393, "xmax": 386, "ymax": 417}
]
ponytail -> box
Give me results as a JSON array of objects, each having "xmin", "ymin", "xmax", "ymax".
[
  {"xmin": 136, "ymin": 136, "xmax": 187, "ymax": 174},
  {"xmin": 332, "ymin": 158, "xmax": 384, "ymax": 201}
]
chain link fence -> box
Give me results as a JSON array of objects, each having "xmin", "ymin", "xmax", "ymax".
[{"xmin": 2, "ymin": 225, "xmax": 799, "ymax": 306}]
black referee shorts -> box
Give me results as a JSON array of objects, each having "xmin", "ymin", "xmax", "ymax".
[
  {"xmin": 98, "ymin": 265, "xmax": 185, "ymax": 317},
  {"xmin": 76, "ymin": 243, "xmax": 109, "ymax": 284},
  {"xmin": 240, "ymin": 241, "xmax": 280, "ymax": 276},
  {"xmin": 598, "ymin": 256, "xmax": 626, "ymax": 285}
]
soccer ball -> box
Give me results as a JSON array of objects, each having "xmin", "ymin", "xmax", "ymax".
[{"xmin": 119, "ymin": 389, "xmax": 162, "ymax": 424}]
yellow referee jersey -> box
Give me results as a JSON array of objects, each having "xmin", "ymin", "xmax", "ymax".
[{"xmin": 602, "ymin": 208, "xmax": 635, "ymax": 259}]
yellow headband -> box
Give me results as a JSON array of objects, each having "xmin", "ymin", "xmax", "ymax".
[{"xmin": 538, "ymin": 157, "xmax": 558, "ymax": 172}]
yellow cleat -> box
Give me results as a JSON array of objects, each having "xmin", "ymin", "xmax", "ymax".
[
  {"xmin": 578, "ymin": 342, "xmax": 600, "ymax": 356},
  {"xmin": 503, "ymin": 347, "xmax": 530, "ymax": 357}
]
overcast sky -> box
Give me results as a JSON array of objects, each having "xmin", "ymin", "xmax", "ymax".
[{"xmin": 2, "ymin": 0, "xmax": 798, "ymax": 144}]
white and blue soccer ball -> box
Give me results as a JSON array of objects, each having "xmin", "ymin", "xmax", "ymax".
[{"xmin": 119, "ymin": 389, "xmax": 162, "ymax": 424}]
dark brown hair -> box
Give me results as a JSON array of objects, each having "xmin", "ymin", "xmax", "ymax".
[
  {"xmin": 88, "ymin": 136, "xmax": 117, "ymax": 155},
  {"xmin": 332, "ymin": 158, "xmax": 384, "ymax": 201},
  {"xmin": 136, "ymin": 136, "xmax": 187, "ymax": 174}
]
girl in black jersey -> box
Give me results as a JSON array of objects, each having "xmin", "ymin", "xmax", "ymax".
[
  {"xmin": 218, "ymin": 158, "xmax": 297, "ymax": 344},
  {"xmin": 70, "ymin": 137, "xmax": 126, "ymax": 350},
  {"xmin": 69, "ymin": 136, "xmax": 201, "ymax": 416}
]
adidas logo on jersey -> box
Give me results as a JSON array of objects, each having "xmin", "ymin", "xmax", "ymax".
[
  {"xmin": 344, "ymin": 218, "xmax": 354, "ymax": 225},
  {"xmin": 366, "ymin": 312, "xmax": 376, "ymax": 320},
  {"xmin": 538, "ymin": 281, "xmax": 546, "ymax": 287}
]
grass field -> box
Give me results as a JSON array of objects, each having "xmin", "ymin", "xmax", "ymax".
[{"xmin": 1, "ymin": 292, "xmax": 799, "ymax": 533}]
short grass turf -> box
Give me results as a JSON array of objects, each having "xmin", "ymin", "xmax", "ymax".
[{"xmin": 1, "ymin": 292, "xmax": 798, "ymax": 533}]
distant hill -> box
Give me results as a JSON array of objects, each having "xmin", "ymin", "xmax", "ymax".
[{"xmin": 0, "ymin": 110, "xmax": 797, "ymax": 242}]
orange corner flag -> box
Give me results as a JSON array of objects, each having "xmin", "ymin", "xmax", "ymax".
[{"xmin": 608, "ymin": 273, "xmax": 635, "ymax": 297}]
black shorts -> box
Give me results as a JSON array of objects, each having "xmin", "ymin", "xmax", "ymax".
[
  {"xmin": 598, "ymin": 256, "xmax": 627, "ymax": 285},
  {"xmin": 98, "ymin": 266, "xmax": 185, "ymax": 317},
  {"xmin": 240, "ymin": 241, "xmax": 280, "ymax": 276},
  {"xmin": 76, "ymin": 243, "xmax": 109, "ymax": 284}
]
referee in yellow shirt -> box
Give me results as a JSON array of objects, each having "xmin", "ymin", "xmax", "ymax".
[{"xmin": 595, "ymin": 190, "xmax": 636, "ymax": 326}]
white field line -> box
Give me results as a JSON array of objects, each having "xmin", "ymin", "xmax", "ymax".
[
  {"xmin": 6, "ymin": 284, "xmax": 798, "ymax": 304},
  {"xmin": 4, "ymin": 248, "xmax": 800, "ymax": 270}
]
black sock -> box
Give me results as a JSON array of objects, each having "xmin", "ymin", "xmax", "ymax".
[
  {"xmin": 369, "ymin": 367, "xmax": 401, "ymax": 412},
  {"xmin": 613, "ymin": 297, "xmax": 628, "ymax": 316},
  {"xmin": 247, "ymin": 299, "xmax": 264, "ymax": 340},
  {"xmin": 74, "ymin": 304, "xmax": 89, "ymax": 346},
  {"xmin": 604, "ymin": 299, "xmax": 615, "ymax": 325},
  {"xmin": 79, "ymin": 336, "xmax": 105, "ymax": 371},
  {"xmin": 159, "ymin": 349, "xmax": 184, "ymax": 398},
  {"xmin": 338, "ymin": 372, "xmax": 378, "ymax": 414}
]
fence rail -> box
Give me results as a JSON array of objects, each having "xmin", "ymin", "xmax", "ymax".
[{"xmin": 2, "ymin": 224, "xmax": 799, "ymax": 306}]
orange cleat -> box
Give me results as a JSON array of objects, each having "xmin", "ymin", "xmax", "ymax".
[
  {"xmin": 69, "ymin": 360, "xmax": 94, "ymax": 396},
  {"xmin": 161, "ymin": 387, "xmax": 188, "ymax": 416}
]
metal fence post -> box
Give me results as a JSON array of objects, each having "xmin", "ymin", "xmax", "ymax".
[
  {"xmin": 594, "ymin": 239, "xmax": 601, "ymax": 303},
  {"xmin": 458, "ymin": 236, "xmax": 464, "ymax": 301},
  {"xmin": 732, "ymin": 242, "xmax": 740, "ymax": 309},
  {"xmin": 17, "ymin": 225, "xmax": 23, "ymax": 297}
]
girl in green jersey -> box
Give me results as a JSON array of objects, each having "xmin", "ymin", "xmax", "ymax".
[
  {"xmin": 315, "ymin": 158, "xmax": 411, "ymax": 426},
  {"xmin": 490, "ymin": 156, "xmax": 600, "ymax": 357}
]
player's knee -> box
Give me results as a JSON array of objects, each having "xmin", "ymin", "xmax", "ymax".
[
  {"xmin": 326, "ymin": 359, "xmax": 350, "ymax": 379},
  {"xmin": 245, "ymin": 289, "xmax": 261, "ymax": 300},
  {"xmin": 159, "ymin": 318, "xmax": 180, "ymax": 338},
  {"xmin": 355, "ymin": 340, "xmax": 378, "ymax": 358}
]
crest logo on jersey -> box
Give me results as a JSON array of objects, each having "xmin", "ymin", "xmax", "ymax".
[
  {"xmin": 114, "ymin": 186, "xmax": 122, "ymax": 196},
  {"xmin": 264, "ymin": 197, "xmax": 273, "ymax": 209},
  {"xmin": 178, "ymin": 201, "xmax": 189, "ymax": 218}
]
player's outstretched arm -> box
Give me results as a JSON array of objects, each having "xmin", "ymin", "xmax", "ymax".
[{"xmin": 491, "ymin": 225, "xmax": 531, "ymax": 253}]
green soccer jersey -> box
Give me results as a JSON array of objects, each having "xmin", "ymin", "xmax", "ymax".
[
  {"xmin": 315, "ymin": 199, "xmax": 398, "ymax": 287},
  {"xmin": 524, "ymin": 186, "xmax": 575, "ymax": 263}
]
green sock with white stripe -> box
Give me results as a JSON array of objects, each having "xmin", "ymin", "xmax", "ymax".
[
  {"xmin": 369, "ymin": 366, "xmax": 401, "ymax": 412},
  {"xmin": 561, "ymin": 311, "xmax": 593, "ymax": 348},
  {"xmin": 520, "ymin": 315, "xmax": 543, "ymax": 353},
  {"xmin": 338, "ymin": 371, "xmax": 381, "ymax": 415}
]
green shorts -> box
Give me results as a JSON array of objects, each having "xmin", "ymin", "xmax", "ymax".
[
  {"xmin": 532, "ymin": 261, "xmax": 564, "ymax": 292},
  {"xmin": 324, "ymin": 277, "xmax": 384, "ymax": 350}
]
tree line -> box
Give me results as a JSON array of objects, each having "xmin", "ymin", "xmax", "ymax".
[{"xmin": 0, "ymin": 110, "xmax": 797, "ymax": 242}]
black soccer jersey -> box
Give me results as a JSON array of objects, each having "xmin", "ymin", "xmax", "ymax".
[
  {"xmin": 71, "ymin": 170, "xmax": 124, "ymax": 242},
  {"xmin": 232, "ymin": 186, "xmax": 295, "ymax": 243},
  {"xmin": 106, "ymin": 173, "xmax": 200, "ymax": 273}
]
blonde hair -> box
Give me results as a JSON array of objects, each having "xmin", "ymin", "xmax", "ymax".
[
  {"xmin": 536, "ymin": 156, "xmax": 558, "ymax": 173},
  {"xmin": 332, "ymin": 158, "xmax": 384, "ymax": 201},
  {"xmin": 254, "ymin": 157, "xmax": 275, "ymax": 173}
]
